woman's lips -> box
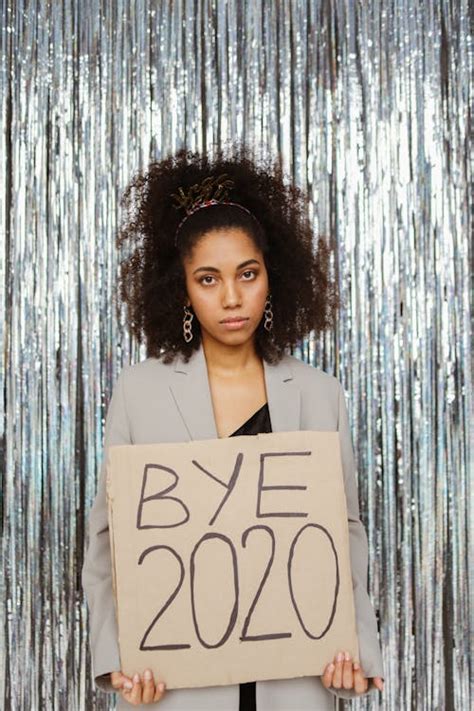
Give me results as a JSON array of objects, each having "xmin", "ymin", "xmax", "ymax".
[{"xmin": 220, "ymin": 318, "xmax": 249, "ymax": 330}]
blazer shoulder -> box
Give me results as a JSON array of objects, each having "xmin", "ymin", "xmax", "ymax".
[
  {"xmin": 284, "ymin": 353, "xmax": 341, "ymax": 390},
  {"xmin": 120, "ymin": 353, "xmax": 343, "ymax": 395},
  {"xmin": 118, "ymin": 356, "xmax": 174, "ymax": 382}
]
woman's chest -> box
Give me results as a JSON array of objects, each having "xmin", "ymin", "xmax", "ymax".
[
  {"xmin": 122, "ymin": 365, "xmax": 338, "ymax": 445},
  {"xmin": 207, "ymin": 374, "xmax": 268, "ymax": 438},
  {"xmin": 125, "ymin": 391, "xmax": 336, "ymax": 444}
]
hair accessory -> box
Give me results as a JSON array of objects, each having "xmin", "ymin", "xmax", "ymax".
[{"xmin": 171, "ymin": 173, "xmax": 258, "ymax": 245}]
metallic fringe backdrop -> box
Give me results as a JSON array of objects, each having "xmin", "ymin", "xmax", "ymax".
[{"xmin": 1, "ymin": 1, "xmax": 472, "ymax": 710}]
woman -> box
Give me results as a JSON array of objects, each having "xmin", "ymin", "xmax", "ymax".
[{"xmin": 82, "ymin": 145, "xmax": 385, "ymax": 709}]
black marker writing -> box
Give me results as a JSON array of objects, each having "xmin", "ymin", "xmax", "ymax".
[
  {"xmin": 192, "ymin": 452, "xmax": 244, "ymax": 526},
  {"xmin": 137, "ymin": 463, "xmax": 190, "ymax": 529},
  {"xmin": 256, "ymin": 451, "xmax": 311, "ymax": 518}
]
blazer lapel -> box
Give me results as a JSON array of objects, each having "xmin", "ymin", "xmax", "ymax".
[{"xmin": 168, "ymin": 343, "xmax": 301, "ymax": 441}]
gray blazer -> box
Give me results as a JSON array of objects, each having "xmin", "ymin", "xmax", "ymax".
[{"xmin": 82, "ymin": 344, "xmax": 384, "ymax": 710}]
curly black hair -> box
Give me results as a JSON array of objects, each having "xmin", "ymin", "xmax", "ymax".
[{"xmin": 115, "ymin": 142, "xmax": 340, "ymax": 364}]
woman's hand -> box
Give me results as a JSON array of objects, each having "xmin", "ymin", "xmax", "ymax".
[
  {"xmin": 111, "ymin": 669, "xmax": 167, "ymax": 706},
  {"xmin": 321, "ymin": 650, "xmax": 384, "ymax": 695}
]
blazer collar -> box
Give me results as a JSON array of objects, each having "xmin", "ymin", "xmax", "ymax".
[{"xmin": 168, "ymin": 343, "xmax": 301, "ymax": 441}]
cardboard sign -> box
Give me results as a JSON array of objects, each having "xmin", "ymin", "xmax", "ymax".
[{"xmin": 106, "ymin": 430, "xmax": 359, "ymax": 689}]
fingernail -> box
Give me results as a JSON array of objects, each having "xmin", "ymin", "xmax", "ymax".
[
  {"xmin": 133, "ymin": 673, "xmax": 140, "ymax": 683},
  {"xmin": 336, "ymin": 651, "xmax": 344, "ymax": 662},
  {"xmin": 328, "ymin": 663, "xmax": 335, "ymax": 672},
  {"xmin": 158, "ymin": 682, "xmax": 165, "ymax": 692},
  {"xmin": 124, "ymin": 681, "xmax": 133, "ymax": 689},
  {"xmin": 353, "ymin": 662, "xmax": 360, "ymax": 670},
  {"xmin": 345, "ymin": 651, "xmax": 351, "ymax": 661},
  {"xmin": 144, "ymin": 669, "xmax": 152, "ymax": 680}
]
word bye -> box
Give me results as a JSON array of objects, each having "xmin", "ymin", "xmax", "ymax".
[{"xmin": 137, "ymin": 449, "xmax": 313, "ymax": 529}]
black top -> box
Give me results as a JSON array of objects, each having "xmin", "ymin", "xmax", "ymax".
[
  {"xmin": 229, "ymin": 402, "xmax": 272, "ymax": 711},
  {"xmin": 229, "ymin": 401, "xmax": 272, "ymax": 438}
]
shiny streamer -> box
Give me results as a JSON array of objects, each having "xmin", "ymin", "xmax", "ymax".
[{"xmin": 1, "ymin": 1, "xmax": 471, "ymax": 709}]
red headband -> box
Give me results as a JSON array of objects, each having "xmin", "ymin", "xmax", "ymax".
[{"xmin": 171, "ymin": 173, "xmax": 260, "ymax": 246}]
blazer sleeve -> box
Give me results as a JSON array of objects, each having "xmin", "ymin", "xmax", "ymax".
[
  {"xmin": 325, "ymin": 379, "xmax": 384, "ymax": 701},
  {"xmin": 81, "ymin": 366, "xmax": 131, "ymax": 694}
]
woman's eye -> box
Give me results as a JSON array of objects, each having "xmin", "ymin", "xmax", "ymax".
[
  {"xmin": 199, "ymin": 270, "xmax": 257, "ymax": 286},
  {"xmin": 200, "ymin": 275, "xmax": 216, "ymax": 285}
]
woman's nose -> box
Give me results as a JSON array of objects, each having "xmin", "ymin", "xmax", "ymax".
[{"xmin": 222, "ymin": 282, "xmax": 242, "ymax": 306}]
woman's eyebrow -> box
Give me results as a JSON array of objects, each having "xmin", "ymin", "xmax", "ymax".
[{"xmin": 192, "ymin": 259, "xmax": 260, "ymax": 275}]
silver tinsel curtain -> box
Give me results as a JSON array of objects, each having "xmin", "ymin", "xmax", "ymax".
[{"xmin": 1, "ymin": 1, "xmax": 471, "ymax": 709}]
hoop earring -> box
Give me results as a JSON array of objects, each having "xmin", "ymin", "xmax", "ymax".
[
  {"xmin": 183, "ymin": 304, "xmax": 194, "ymax": 342},
  {"xmin": 263, "ymin": 294, "xmax": 273, "ymax": 332}
]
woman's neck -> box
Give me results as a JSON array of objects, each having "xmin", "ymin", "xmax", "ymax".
[{"xmin": 202, "ymin": 337, "xmax": 261, "ymax": 378}]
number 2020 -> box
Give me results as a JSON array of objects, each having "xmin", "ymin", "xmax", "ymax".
[{"xmin": 137, "ymin": 522, "xmax": 340, "ymax": 651}]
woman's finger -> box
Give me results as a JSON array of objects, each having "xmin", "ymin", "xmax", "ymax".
[
  {"xmin": 342, "ymin": 652, "xmax": 353, "ymax": 689},
  {"xmin": 129, "ymin": 672, "xmax": 143, "ymax": 705},
  {"xmin": 353, "ymin": 663, "xmax": 368, "ymax": 694},
  {"xmin": 372, "ymin": 676, "xmax": 385, "ymax": 691},
  {"xmin": 320, "ymin": 662, "xmax": 335, "ymax": 689},
  {"xmin": 332, "ymin": 651, "xmax": 344, "ymax": 688},
  {"xmin": 120, "ymin": 680, "xmax": 133, "ymax": 704},
  {"xmin": 111, "ymin": 672, "xmax": 131, "ymax": 691},
  {"xmin": 153, "ymin": 680, "xmax": 167, "ymax": 702},
  {"xmin": 142, "ymin": 669, "xmax": 156, "ymax": 704}
]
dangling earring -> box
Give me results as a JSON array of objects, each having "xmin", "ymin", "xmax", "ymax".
[
  {"xmin": 263, "ymin": 293, "xmax": 273, "ymax": 332},
  {"xmin": 183, "ymin": 304, "xmax": 194, "ymax": 342}
]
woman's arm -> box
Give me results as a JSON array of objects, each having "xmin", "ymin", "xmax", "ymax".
[
  {"xmin": 81, "ymin": 366, "xmax": 131, "ymax": 693},
  {"xmin": 324, "ymin": 379, "xmax": 384, "ymax": 700}
]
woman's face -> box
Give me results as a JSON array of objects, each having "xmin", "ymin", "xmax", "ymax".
[{"xmin": 182, "ymin": 227, "xmax": 269, "ymax": 349}]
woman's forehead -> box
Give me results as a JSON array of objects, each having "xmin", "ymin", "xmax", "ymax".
[{"xmin": 185, "ymin": 227, "xmax": 262, "ymax": 263}]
